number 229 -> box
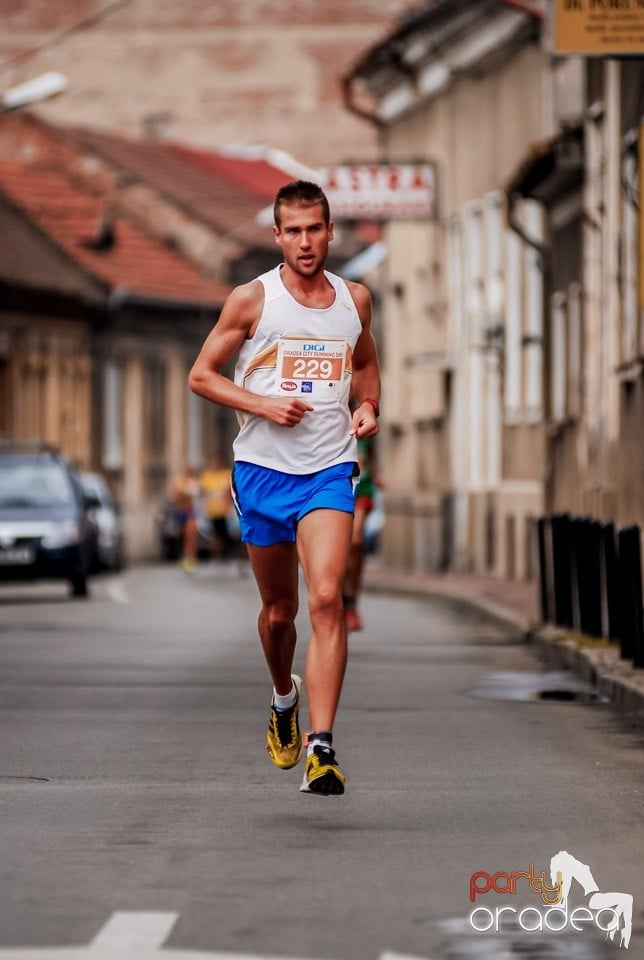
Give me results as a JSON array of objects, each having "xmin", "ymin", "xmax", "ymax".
[{"xmin": 292, "ymin": 358, "xmax": 334, "ymax": 379}]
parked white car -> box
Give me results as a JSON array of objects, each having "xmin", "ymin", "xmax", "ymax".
[{"xmin": 80, "ymin": 473, "xmax": 125, "ymax": 572}]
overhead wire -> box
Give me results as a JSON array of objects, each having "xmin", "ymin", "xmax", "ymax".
[{"xmin": 0, "ymin": 0, "xmax": 135, "ymax": 77}]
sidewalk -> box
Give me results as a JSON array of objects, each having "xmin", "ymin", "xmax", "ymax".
[
  {"xmin": 363, "ymin": 563, "xmax": 538, "ymax": 631},
  {"xmin": 363, "ymin": 561, "xmax": 644, "ymax": 716}
]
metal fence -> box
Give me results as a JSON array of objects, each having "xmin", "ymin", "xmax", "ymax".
[{"xmin": 537, "ymin": 513, "xmax": 644, "ymax": 668}]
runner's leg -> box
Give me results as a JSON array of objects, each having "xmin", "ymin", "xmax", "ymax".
[
  {"xmin": 296, "ymin": 508, "xmax": 353, "ymax": 731},
  {"xmin": 183, "ymin": 515, "xmax": 198, "ymax": 560},
  {"xmin": 246, "ymin": 541, "xmax": 299, "ymax": 695},
  {"xmin": 344, "ymin": 504, "xmax": 368, "ymax": 601}
]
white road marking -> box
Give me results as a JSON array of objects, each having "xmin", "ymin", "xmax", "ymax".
[
  {"xmin": 90, "ymin": 911, "xmax": 178, "ymax": 948},
  {"xmin": 379, "ymin": 953, "xmax": 432, "ymax": 960},
  {"xmin": 0, "ymin": 949, "xmax": 326, "ymax": 959},
  {"xmin": 0, "ymin": 910, "xmax": 433, "ymax": 960},
  {"xmin": 102, "ymin": 578, "xmax": 130, "ymax": 605}
]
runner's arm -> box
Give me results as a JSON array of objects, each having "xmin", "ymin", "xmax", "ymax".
[
  {"xmin": 188, "ymin": 282, "xmax": 313, "ymax": 427},
  {"xmin": 347, "ymin": 282, "xmax": 380, "ymax": 439}
]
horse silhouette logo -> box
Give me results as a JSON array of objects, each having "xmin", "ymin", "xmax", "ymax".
[{"xmin": 550, "ymin": 850, "xmax": 633, "ymax": 949}]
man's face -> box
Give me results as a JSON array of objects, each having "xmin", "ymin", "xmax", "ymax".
[{"xmin": 273, "ymin": 202, "xmax": 334, "ymax": 278}]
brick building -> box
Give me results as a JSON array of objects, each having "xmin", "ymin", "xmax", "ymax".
[{"xmin": 0, "ymin": 1, "xmax": 414, "ymax": 166}]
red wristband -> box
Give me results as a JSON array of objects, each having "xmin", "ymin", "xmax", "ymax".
[{"xmin": 360, "ymin": 398, "xmax": 380, "ymax": 418}]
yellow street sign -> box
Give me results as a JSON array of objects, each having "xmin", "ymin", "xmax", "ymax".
[
  {"xmin": 639, "ymin": 126, "xmax": 644, "ymax": 312},
  {"xmin": 554, "ymin": 0, "xmax": 644, "ymax": 55}
]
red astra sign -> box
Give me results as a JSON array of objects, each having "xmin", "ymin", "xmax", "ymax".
[{"xmin": 319, "ymin": 163, "xmax": 436, "ymax": 220}]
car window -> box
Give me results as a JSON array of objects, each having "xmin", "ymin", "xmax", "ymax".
[
  {"xmin": 80, "ymin": 474, "xmax": 109, "ymax": 504},
  {"xmin": 0, "ymin": 461, "xmax": 76, "ymax": 508}
]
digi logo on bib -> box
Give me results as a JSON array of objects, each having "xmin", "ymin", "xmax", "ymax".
[
  {"xmin": 301, "ymin": 382, "xmax": 313, "ymax": 393},
  {"xmin": 281, "ymin": 381, "xmax": 297, "ymax": 392}
]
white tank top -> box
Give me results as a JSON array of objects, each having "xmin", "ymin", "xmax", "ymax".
[{"xmin": 232, "ymin": 265, "xmax": 362, "ymax": 473}]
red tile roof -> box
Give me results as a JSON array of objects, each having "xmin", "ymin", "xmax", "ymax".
[
  {"xmin": 0, "ymin": 161, "xmax": 231, "ymax": 307},
  {"xmin": 170, "ymin": 145, "xmax": 294, "ymax": 201},
  {"xmin": 67, "ymin": 127, "xmax": 288, "ymax": 250}
]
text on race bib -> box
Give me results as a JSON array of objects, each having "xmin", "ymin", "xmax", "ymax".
[{"xmin": 276, "ymin": 337, "xmax": 347, "ymax": 398}]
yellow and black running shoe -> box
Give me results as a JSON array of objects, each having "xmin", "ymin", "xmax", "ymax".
[
  {"xmin": 266, "ymin": 674, "xmax": 302, "ymax": 769},
  {"xmin": 300, "ymin": 745, "xmax": 346, "ymax": 796}
]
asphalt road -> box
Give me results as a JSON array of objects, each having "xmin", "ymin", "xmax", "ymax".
[{"xmin": 0, "ymin": 562, "xmax": 642, "ymax": 960}]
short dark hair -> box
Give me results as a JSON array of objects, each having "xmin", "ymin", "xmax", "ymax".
[{"xmin": 273, "ymin": 180, "xmax": 330, "ymax": 228}]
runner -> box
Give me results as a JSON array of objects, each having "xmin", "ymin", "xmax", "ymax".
[
  {"xmin": 169, "ymin": 465, "xmax": 199, "ymax": 574},
  {"xmin": 189, "ymin": 180, "xmax": 380, "ymax": 795},
  {"xmin": 343, "ymin": 436, "xmax": 378, "ymax": 632},
  {"xmin": 200, "ymin": 455, "xmax": 235, "ymax": 561}
]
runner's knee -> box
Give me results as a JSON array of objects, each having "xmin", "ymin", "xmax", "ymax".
[
  {"xmin": 262, "ymin": 600, "xmax": 297, "ymax": 636},
  {"xmin": 308, "ymin": 580, "xmax": 342, "ymax": 621}
]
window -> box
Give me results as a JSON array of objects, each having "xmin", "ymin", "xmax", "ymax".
[
  {"xmin": 549, "ymin": 282, "xmax": 583, "ymax": 424},
  {"xmin": 523, "ymin": 200, "xmax": 544, "ymax": 422},
  {"xmin": 550, "ymin": 291, "xmax": 567, "ymax": 423},
  {"xmin": 504, "ymin": 229, "xmax": 522, "ymax": 422},
  {"xmin": 447, "ymin": 216, "xmax": 465, "ymax": 353},
  {"xmin": 567, "ymin": 283, "xmax": 582, "ymax": 418},
  {"xmin": 0, "ymin": 357, "xmax": 8, "ymax": 437},
  {"xmin": 102, "ymin": 360, "xmax": 123, "ymax": 470},
  {"xmin": 465, "ymin": 202, "xmax": 484, "ymax": 345},
  {"xmin": 144, "ymin": 358, "xmax": 166, "ymax": 465},
  {"xmin": 621, "ymin": 148, "xmax": 638, "ymax": 363},
  {"xmin": 187, "ymin": 387, "xmax": 204, "ymax": 469}
]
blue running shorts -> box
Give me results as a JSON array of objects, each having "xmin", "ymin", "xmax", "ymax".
[{"xmin": 232, "ymin": 461, "xmax": 356, "ymax": 546}]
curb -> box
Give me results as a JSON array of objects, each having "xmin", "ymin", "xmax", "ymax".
[
  {"xmin": 362, "ymin": 573, "xmax": 533, "ymax": 635},
  {"xmin": 364, "ymin": 572, "xmax": 644, "ymax": 716},
  {"xmin": 530, "ymin": 625, "xmax": 644, "ymax": 715}
]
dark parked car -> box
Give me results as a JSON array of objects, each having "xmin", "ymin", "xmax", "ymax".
[
  {"xmin": 80, "ymin": 472, "xmax": 125, "ymax": 572},
  {"xmin": 0, "ymin": 444, "xmax": 99, "ymax": 597}
]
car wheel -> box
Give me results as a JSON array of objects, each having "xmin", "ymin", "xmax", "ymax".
[
  {"xmin": 161, "ymin": 537, "xmax": 180, "ymax": 561},
  {"xmin": 69, "ymin": 574, "xmax": 89, "ymax": 598}
]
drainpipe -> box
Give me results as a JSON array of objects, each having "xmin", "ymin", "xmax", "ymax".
[
  {"xmin": 507, "ymin": 191, "xmax": 554, "ymax": 511},
  {"xmin": 342, "ymin": 74, "xmax": 383, "ymax": 129},
  {"xmin": 507, "ymin": 192, "xmax": 549, "ymax": 264},
  {"xmin": 343, "ymin": 47, "xmax": 417, "ymax": 131},
  {"xmin": 599, "ymin": 60, "xmax": 621, "ymax": 504},
  {"xmin": 499, "ymin": 0, "xmax": 545, "ymax": 20}
]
